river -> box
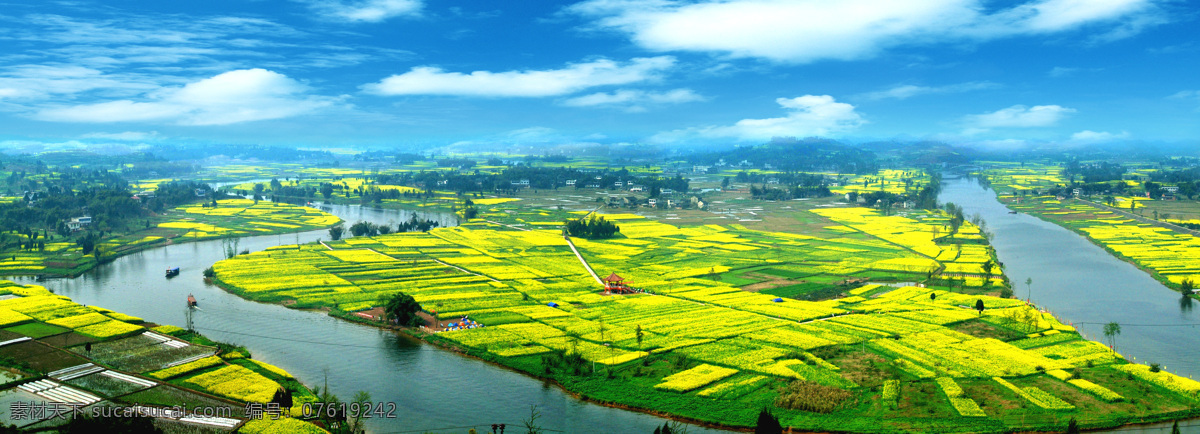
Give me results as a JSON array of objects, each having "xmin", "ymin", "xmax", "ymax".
[
  {"xmin": 11, "ymin": 203, "xmax": 730, "ymax": 434},
  {"xmin": 940, "ymin": 177, "xmax": 1199, "ymax": 433},
  {"xmin": 7, "ymin": 181, "xmax": 1197, "ymax": 433}
]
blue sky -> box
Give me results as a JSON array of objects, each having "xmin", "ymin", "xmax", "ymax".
[{"xmin": 0, "ymin": 0, "xmax": 1197, "ymax": 153}]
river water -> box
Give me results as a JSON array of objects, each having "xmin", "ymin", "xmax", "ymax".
[
  {"xmin": 11, "ymin": 203, "xmax": 729, "ymax": 434},
  {"xmin": 939, "ymin": 178, "xmax": 1200, "ymax": 378}
]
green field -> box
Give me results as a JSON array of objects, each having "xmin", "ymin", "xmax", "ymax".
[
  {"xmin": 0, "ymin": 279, "xmax": 327, "ymax": 432},
  {"xmin": 210, "ymin": 208, "xmax": 1200, "ymax": 432}
]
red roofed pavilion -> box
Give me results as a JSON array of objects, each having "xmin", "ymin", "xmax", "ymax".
[{"xmin": 603, "ymin": 273, "xmax": 636, "ymax": 295}]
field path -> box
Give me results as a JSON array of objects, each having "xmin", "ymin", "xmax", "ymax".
[
  {"xmin": 485, "ymin": 220, "xmax": 530, "ymax": 231},
  {"xmin": 564, "ymin": 234, "xmax": 603, "ymax": 285},
  {"xmin": 1076, "ymin": 198, "xmax": 1200, "ymax": 237}
]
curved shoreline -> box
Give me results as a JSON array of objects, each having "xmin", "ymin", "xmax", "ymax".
[
  {"xmin": 214, "ymin": 277, "xmax": 1200, "ymax": 434},
  {"xmin": 6, "ymin": 222, "xmax": 337, "ymax": 280},
  {"xmin": 999, "ymin": 196, "xmax": 1199, "ymax": 300}
]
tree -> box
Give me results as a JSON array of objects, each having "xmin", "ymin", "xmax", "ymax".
[
  {"xmin": 980, "ymin": 259, "xmax": 995, "ymax": 286},
  {"xmin": 1103, "ymin": 322, "xmax": 1121, "ymax": 352},
  {"xmin": 1182, "ymin": 278, "xmax": 1194, "ymax": 293},
  {"xmin": 1025, "ymin": 277, "xmax": 1033, "ymax": 300},
  {"xmin": 635, "ymin": 324, "xmax": 644, "ymax": 350},
  {"xmin": 754, "ymin": 409, "xmax": 783, "ymax": 434},
  {"xmin": 321, "ymin": 183, "xmax": 334, "ymax": 199},
  {"xmin": 975, "ymin": 299, "xmax": 985, "ymax": 315},
  {"xmin": 1066, "ymin": 418, "xmax": 1080, "ymax": 434},
  {"xmin": 328, "ymin": 224, "xmax": 345, "ymax": 241},
  {"xmin": 349, "ymin": 221, "xmax": 378, "ymax": 237},
  {"xmin": 522, "ymin": 404, "xmax": 543, "ymax": 434},
  {"xmin": 348, "ymin": 390, "xmax": 371, "ymax": 433},
  {"xmin": 311, "ymin": 370, "xmax": 343, "ymax": 431},
  {"xmin": 1172, "ymin": 420, "xmax": 1181, "ymax": 434},
  {"xmin": 221, "ymin": 237, "xmax": 240, "ymax": 259},
  {"xmin": 381, "ymin": 292, "xmax": 422, "ymax": 326}
]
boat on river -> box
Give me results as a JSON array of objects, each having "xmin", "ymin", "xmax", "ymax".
[{"xmin": 165, "ymin": 267, "xmax": 180, "ymax": 278}]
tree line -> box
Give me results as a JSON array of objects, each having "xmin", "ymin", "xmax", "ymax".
[{"xmin": 565, "ymin": 215, "xmax": 620, "ymax": 239}]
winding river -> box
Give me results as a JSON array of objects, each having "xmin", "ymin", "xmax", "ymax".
[
  {"xmin": 4, "ymin": 179, "xmax": 1197, "ymax": 433},
  {"xmin": 11, "ymin": 203, "xmax": 730, "ymax": 434}
]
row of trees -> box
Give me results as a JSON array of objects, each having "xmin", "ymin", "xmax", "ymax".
[
  {"xmin": 327, "ymin": 217, "xmax": 441, "ymax": 240},
  {"xmin": 690, "ymin": 137, "xmax": 880, "ymax": 174},
  {"xmin": 373, "ymin": 167, "xmax": 689, "ymax": 197},
  {"xmin": 0, "ymin": 177, "xmax": 217, "ymax": 256},
  {"xmin": 565, "ymin": 215, "xmax": 620, "ymax": 239},
  {"xmin": 749, "ymin": 185, "xmax": 832, "ymax": 200}
]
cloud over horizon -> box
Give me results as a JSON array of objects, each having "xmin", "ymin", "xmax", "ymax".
[
  {"xmin": 363, "ymin": 57, "xmax": 677, "ymax": 98},
  {"xmin": 965, "ymin": 104, "xmax": 1076, "ymax": 129},
  {"xmin": 36, "ymin": 69, "xmax": 338, "ymax": 126},
  {"xmin": 562, "ymin": 88, "xmax": 703, "ymax": 112},
  {"xmin": 652, "ymin": 95, "xmax": 865, "ymax": 142}
]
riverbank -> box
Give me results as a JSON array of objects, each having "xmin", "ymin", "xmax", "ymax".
[
  {"xmin": 26, "ymin": 203, "xmax": 743, "ymax": 434},
  {"xmin": 322, "ymin": 306, "xmax": 756, "ymax": 433},
  {"xmin": 0, "ymin": 199, "xmax": 340, "ymax": 279},
  {"xmin": 224, "ymin": 274, "xmax": 1200, "ymax": 434},
  {"xmin": 0, "ymin": 279, "xmax": 327, "ymax": 432},
  {"xmin": 999, "ymin": 195, "xmax": 1200, "ymax": 300}
]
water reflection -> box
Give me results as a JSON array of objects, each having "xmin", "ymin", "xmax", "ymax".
[{"xmin": 1181, "ymin": 294, "xmax": 1194, "ymax": 313}]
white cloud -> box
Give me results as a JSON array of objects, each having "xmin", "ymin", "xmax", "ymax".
[
  {"xmin": 1047, "ymin": 66, "xmax": 1105, "ymax": 78},
  {"xmin": 304, "ymin": 0, "xmax": 423, "ymax": 23},
  {"xmin": 81, "ymin": 131, "xmax": 160, "ymax": 141},
  {"xmin": 363, "ymin": 56, "xmax": 676, "ymax": 97},
  {"xmin": 652, "ymin": 95, "xmax": 864, "ymax": 142},
  {"xmin": 567, "ymin": 0, "xmax": 1164, "ymax": 63},
  {"xmin": 562, "ymin": 88, "xmax": 703, "ymax": 111},
  {"xmin": 0, "ymin": 65, "xmax": 157, "ymax": 100},
  {"xmin": 36, "ymin": 69, "xmax": 337, "ymax": 126},
  {"xmin": 1170, "ymin": 90, "xmax": 1200, "ymax": 100},
  {"xmin": 858, "ymin": 81, "xmax": 997, "ymax": 101},
  {"xmin": 985, "ymin": 0, "xmax": 1153, "ymax": 32},
  {"xmin": 964, "ymin": 104, "xmax": 1075, "ymax": 128},
  {"xmin": 1070, "ymin": 130, "xmax": 1129, "ymax": 142}
]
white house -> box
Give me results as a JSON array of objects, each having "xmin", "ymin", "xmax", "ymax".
[{"xmin": 67, "ymin": 216, "xmax": 92, "ymax": 231}]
